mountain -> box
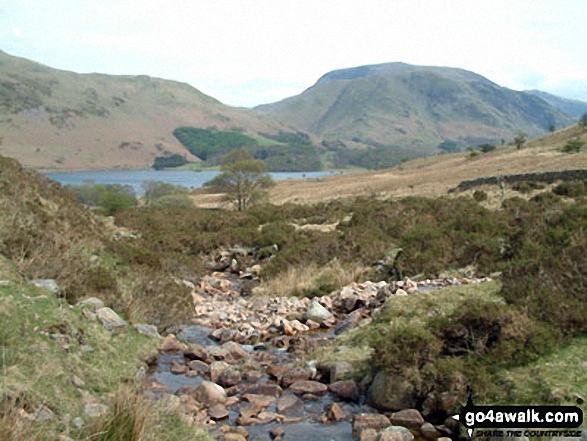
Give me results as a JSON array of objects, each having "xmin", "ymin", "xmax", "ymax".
[
  {"xmin": 525, "ymin": 90, "xmax": 587, "ymax": 121},
  {"xmin": 0, "ymin": 50, "xmax": 288, "ymax": 170},
  {"xmin": 255, "ymin": 62, "xmax": 575, "ymax": 153}
]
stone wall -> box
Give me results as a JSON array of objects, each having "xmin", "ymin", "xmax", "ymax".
[{"xmin": 449, "ymin": 169, "xmax": 587, "ymax": 193}]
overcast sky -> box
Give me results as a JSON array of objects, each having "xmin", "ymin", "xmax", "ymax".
[{"xmin": 2, "ymin": 0, "xmax": 586, "ymax": 107}]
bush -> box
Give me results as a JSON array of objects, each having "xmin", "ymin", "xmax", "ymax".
[
  {"xmin": 552, "ymin": 181, "xmax": 587, "ymax": 198},
  {"xmin": 473, "ymin": 190, "xmax": 488, "ymax": 201},
  {"xmin": 511, "ymin": 181, "xmax": 545, "ymax": 194},
  {"xmin": 142, "ymin": 181, "xmax": 189, "ymax": 205},
  {"xmin": 68, "ymin": 183, "xmax": 137, "ymax": 215},
  {"xmin": 562, "ymin": 138, "xmax": 585, "ymax": 153},
  {"xmin": 478, "ymin": 143, "xmax": 496, "ymax": 153}
]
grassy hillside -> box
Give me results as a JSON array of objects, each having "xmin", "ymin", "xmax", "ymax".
[
  {"xmin": 263, "ymin": 122, "xmax": 587, "ymax": 205},
  {"xmin": 0, "ymin": 50, "xmax": 288, "ymax": 170},
  {"xmin": 255, "ymin": 62, "xmax": 575, "ymax": 155}
]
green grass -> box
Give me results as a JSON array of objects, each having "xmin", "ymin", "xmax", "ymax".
[
  {"xmin": 0, "ymin": 266, "xmax": 210, "ymax": 440},
  {"xmin": 501, "ymin": 337, "xmax": 587, "ymax": 413}
]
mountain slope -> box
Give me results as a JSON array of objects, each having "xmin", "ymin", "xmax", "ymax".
[
  {"xmin": 255, "ymin": 62, "xmax": 575, "ymax": 152},
  {"xmin": 265, "ymin": 122, "xmax": 587, "ymax": 204},
  {"xmin": 525, "ymin": 90, "xmax": 587, "ymax": 121},
  {"xmin": 0, "ymin": 50, "xmax": 287, "ymax": 170}
]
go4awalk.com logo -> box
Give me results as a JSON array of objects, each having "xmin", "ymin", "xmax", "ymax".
[{"xmin": 452, "ymin": 396, "xmax": 583, "ymax": 438}]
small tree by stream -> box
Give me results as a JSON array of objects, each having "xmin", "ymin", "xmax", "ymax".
[{"xmin": 208, "ymin": 149, "xmax": 274, "ymax": 211}]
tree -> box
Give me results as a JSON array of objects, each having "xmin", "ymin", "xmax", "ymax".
[
  {"xmin": 580, "ymin": 112, "xmax": 587, "ymax": 128},
  {"xmin": 548, "ymin": 124, "xmax": 556, "ymax": 133},
  {"xmin": 208, "ymin": 149, "xmax": 274, "ymax": 211},
  {"xmin": 514, "ymin": 133, "xmax": 527, "ymax": 150}
]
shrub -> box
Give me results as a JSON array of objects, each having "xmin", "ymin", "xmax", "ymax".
[
  {"xmin": 562, "ymin": 138, "xmax": 585, "ymax": 153},
  {"xmin": 511, "ymin": 181, "xmax": 545, "ymax": 194},
  {"xmin": 68, "ymin": 183, "xmax": 137, "ymax": 215},
  {"xmin": 142, "ymin": 181, "xmax": 189, "ymax": 205},
  {"xmin": 552, "ymin": 181, "xmax": 587, "ymax": 198},
  {"xmin": 473, "ymin": 190, "xmax": 488, "ymax": 201}
]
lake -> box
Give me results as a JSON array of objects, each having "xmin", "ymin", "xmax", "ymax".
[{"xmin": 43, "ymin": 169, "xmax": 338, "ymax": 195}]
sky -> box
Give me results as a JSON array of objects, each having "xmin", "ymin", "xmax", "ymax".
[{"xmin": 1, "ymin": 0, "xmax": 587, "ymax": 108}]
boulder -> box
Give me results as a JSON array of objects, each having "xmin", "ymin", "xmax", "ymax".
[
  {"xmin": 305, "ymin": 300, "xmax": 334, "ymax": 324},
  {"xmin": 221, "ymin": 341, "xmax": 248, "ymax": 359},
  {"xmin": 330, "ymin": 361, "xmax": 354, "ymax": 382},
  {"xmin": 389, "ymin": 409, "xmax": 425, "ymax": 429},
  {"xmin": 210, "ymin": 361, "xmax": 231, "ymax": 383},
  {"xmin": 280, "ymin": 367, "xmax": 312, "ymax": 388},
  {"xmin": 276, "ymin": 394, "xmax": 303, "ymax": 414},
  {"xmin": 95, "ymin": 307, "xmax": 127, "ymax": 333},
  {"xmin": 158, "ymin": 334, "xmax": 182, "ymax": 352},
  {"xmin": 379, "ymin": 426, "xmax": 415, "ymax": 441},
  {"xmin": 420, "ymin": 422, "xmax": 441, "ymax": 440},
  {"xmin": 328, "ymin": 380, "xmax": 360, "ymax": 402},
  {"xmin": 326, "ymin": 402, "xmax": 345, "ymax": 421},
  {"xmin": 194, "ymin": 381, "xmax": 227, "ymax": 407},
  {"xmin": 76, "ymin": 297, "xmax": 104, "ymax": 310},
  {"xmin": 289, "ymin": 380, "xmax": 327, "ymax": 395},
  {"xmin": 360, "ymin": 428, "xmax": 379, "ymax": 441},
  {"xmin": 133, "ymin": 324, "xmax": 160, "ymax": 338},
  {"xmin": 218, "ymin": 368, "xmax": 242, "ymax": 388},
  {"xmin": 187, "ymin": 360, "xmax": 210, "ymax": 376},
  {"xmin": 242, "ymin": 394, "xmax": 275, "ymax": 409},
  {"xmin": 352, "ymin": 413, "xmax": 391, "ymax": 438},
  {"xmin": 30, "ymin": 279, "xmax": 60, "ymax": 294},
  {"xmin": 368, "ymin": 371, "xmax": 416, "ymax": 411},
  {"xmin": 184, "ymin": 343, "xmax": 209, "ymax": 361},
  {"xmin": 208, "ymin": 404, "xmax": 229, "ymax": 420}
]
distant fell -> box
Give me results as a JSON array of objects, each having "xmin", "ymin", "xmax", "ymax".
[
  {"xmin": 0, "ymin": 50, "xmax": 287, "ymax": 170},
  {"xmin": 255, "ymin": 62, "xmax": 575, "ymax": 153},
  {"xmin": 525, "ymin": 90, "xmax": 587, "ymax": 121}
]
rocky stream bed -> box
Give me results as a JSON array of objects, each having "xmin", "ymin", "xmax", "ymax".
[{"xmin": 142, "ymin": 267, "xmax": 492, "ymax": 441}]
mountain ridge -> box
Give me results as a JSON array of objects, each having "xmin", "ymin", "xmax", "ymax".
[
  {"xmin": 255, "ymin": 62, "xmax": 576, "ymax": 153},
  {"xmin": 0, "ymin": 50, "xmax": 289, "ymax": 170}
]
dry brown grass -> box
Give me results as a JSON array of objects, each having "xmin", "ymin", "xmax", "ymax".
[
  {"xmin": 253, "ymin": 259, "xmax": 367, "ymax": 298},
  {"xmin": 266, "ymin": 124, "xmax": 587, "ymax": 204}
]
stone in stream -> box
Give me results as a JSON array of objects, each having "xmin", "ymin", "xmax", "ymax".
[
  {"xmin": 158, "ymin": 334, "xmax": 183, "ymax": 352},
  {"xmin": 258, "ymin": 383, "xmax": 283, "ymax": 397},
  {"xmin": 279, "ymin": 367, "xmax": 312, "ymax": 388},
  {"xmin": 325, "ymin": 402, "xmax": 346, "ymax": 421},
  {"xmin": 95, "ymin": 307, "xmax": 127, "ymax": 333},
  {"xmin": 210, "ymin": 361, "xmax": 231, "ymax": 383},
  {"xmin": 352, "ymin": 413, "xmax": 391, "ymax": 438},
  {"xmin": 379, "ymin": 426, "xmax": 415, "ymax": 441},
  {"xmin": 360, "ymin": 428, "xmax": 379, "ymax": 441},
  {"xmin": 221, "ymin": 341, "xmax": 248, "ymax": 359},
  {"xmin": 242, "ymin": 394, "xmax": 275, "ymax": 408},
  {"xmin": 288, "ymin": 380, "xmax": 327, "ymax": 395},
  {"xmin": 194, "ymin": 381, "xmax": 227, "ymax": 407},
  {"xmin": 276, "ymin": 394, "xmax": 303, "ymax": 414},
  {"xmin": 208, "ymin": 404, "xmax": 229, "ymax": 420},
  {"xmin": 305, "ymin": 299, "xmax": 334, "ymax": 324},
  {"xmin": 328, "ymin": 379, "xmax": 360, "ymax": 402},
  {"xmin": 388, "ymin": 408, "xmax": 425, "ymax": 429},
  {"xmin": 217, "ymin": 368, "xmax": 242, "ymax": 388},
  {"xmin": 183, "ymin": 343, "xmax": 209, "ymax": 361},
  {"xmin": 187, "ymin": 360, "xmax": 210, "ymax": 376},
  {"xmin": 170, "ymin": 360, "xmax": 188, "ymax": 375}
]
